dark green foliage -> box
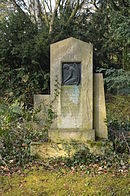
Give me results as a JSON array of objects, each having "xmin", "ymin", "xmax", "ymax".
[
  {"xmin": 0, "ymin": 12, "xmax": 50, "ymax": 106},
  {"xmin": 84, "ymin": 0, "xmax": 130, "ymax": 69},
  {"xmin": 106, "ymin": 95, "xmax": 130, "ymax": 154},
  {"xmin": 0, "ymin": 99, "xmax": 54, "ymax": 170},
  {"xmin": 66, "ymin": 147, "xmax": 126, "ymax": 169},
  {"xmin": 0, "ymin": 66, "xmax": 50, "ymax": 107},
  {"xmin": 0, "ymin": 13, "xmax": 36, "ymax": 66},
  {"xmin": 96, "ymin": 67, "xmax": 130, "ymax": 94},
  {"xmin": 108, "ymin": 120, "xmax": 130, "ymax": 154},
  {"xmin": 44, "ymin": 143, "xmax": 128, "ymax": 175},
  {"xmin": 108, "ymin": 119, "xmax": 130, "ymax": 154},
  {"xmin": 109, "ymin": 1, "xmax": 130, "ymax": 70}
]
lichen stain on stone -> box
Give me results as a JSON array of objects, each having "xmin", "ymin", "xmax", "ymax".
[{"xmin": 70, "ymin": 85, "xmax": 79, "ymax": 104}]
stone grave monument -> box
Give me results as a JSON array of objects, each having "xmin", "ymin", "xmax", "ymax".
[{"xmin": 33, "ymin": 37, "xmax": 108, "ymax": 157}]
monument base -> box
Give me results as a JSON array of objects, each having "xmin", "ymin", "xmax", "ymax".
[
  {"xmin": 48, "ymin": 129, "xmax": 95, "ymax": 142},
  {"xmin": 30, "ymin": 139, "xmax": 112, "ymax": 159}
]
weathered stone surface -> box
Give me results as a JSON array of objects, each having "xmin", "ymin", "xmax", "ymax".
[
  {"xmin": 50, "ymin": 37, "xmax": 93, "ymax": 130},
  {"xmin": 59, "ymin": 86, "xmax": 82, "ymax": 128},
  {"xmin": 30, "ymin": 140, "xmax": 112, "ymax": 158},
  {"xmin": 34, "ymin": 94, "xmax": 51, "ymax": 127},
  {"xmin": 94, "ymin": 73, "xmax": 108, "ymax": 139},
  {"xmin": 34, "ymin": 94, "xmax": 51, "ymax": 108},
  {"xmin": 30, "ymin": 142, "xmax": 68, "ymax": 158},
  {"xmin": 34, "ymin": 37, "xmax": 108, "ymax": 153},
  {"xmin": 48, "ymin": 129, "xmax": 95, "ymax": 142},
  {"xmin": 33, "ymin": 38, "xmax": 109, "ymax": 158}
]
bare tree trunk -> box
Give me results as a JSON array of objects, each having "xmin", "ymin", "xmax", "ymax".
[
  {"xmin": 49, "ymin": 0, "xmax": 61, "ymax": 34},
  {"xmin": 9, "ymin": 0, "xmax": 87, "ymax": 33},
  {"xmin": 29, "ymin": 0, "xmax": 42, "ymax": 29}
]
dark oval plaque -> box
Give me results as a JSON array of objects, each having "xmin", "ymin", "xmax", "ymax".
[{"xmin": 62, "ymin": 62, "xmax": 81, "ymax": 85}]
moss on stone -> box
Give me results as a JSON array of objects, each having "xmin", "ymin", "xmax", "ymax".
[{"xmin": 87, "ymin": 140, "xmax": 103, "ymax": 148}]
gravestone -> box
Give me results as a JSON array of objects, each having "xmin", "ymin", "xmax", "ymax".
[{"xmin": 34, "ymin": 37, "xmax": 108, "ymax": 143}]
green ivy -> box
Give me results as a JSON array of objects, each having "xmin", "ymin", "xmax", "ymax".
[{"xmin": 0, "ymin": 99, "xmax": 54, "ymax": 170}]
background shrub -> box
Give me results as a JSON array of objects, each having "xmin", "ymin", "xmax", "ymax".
[
  {"xmin": 106, "ymin": 95, "xmax": 130, "ymax": 154},
  {"xmin": 96, "ymin": 68, "xmax": 130, "ymax": 95},
  {"xmin": 0, "ymin": 99, "xmax": 53, "ymax": 170},
  {"xmin": 0, "ymin": 12, "xmax": 50, "ymax": 106}
]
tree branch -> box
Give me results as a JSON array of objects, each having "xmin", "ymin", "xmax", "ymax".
[
  {"xmin": 66, "ymin": 0, "xmax": 85, "ymax": 26},
  {"xmin": 9, "ymin": 0, "xmax": 27, "ymax": 14},
  {"xmin": 49, "ymin": 0, "xmax": 61, "ymax": 34},
  {"xmin": 44, "ymin": 0, "xmax": 52, "ymax": 13},
  {"xmin": 49, "ymin": 0, "xmax": 52, "ymax": 13},
  {"xmin": 66, "ymin": 0, "xmax": 79, "ymax": 25},
  {"xmin": 42, "ymin": 0, "xmax": 49, "ymax": 26},
  {"xmin": 93, "ymin": 0, "xmax": 99, "ymax": 9}
]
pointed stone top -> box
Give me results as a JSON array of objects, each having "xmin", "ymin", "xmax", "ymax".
[{"xmin": 51, "ymin": 37, "xmax": 93, "ymax": 46}]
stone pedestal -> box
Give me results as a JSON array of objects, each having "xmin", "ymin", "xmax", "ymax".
[{"xmin": 34, "ymin": 37, "xmax": 108, "ymax": 143}]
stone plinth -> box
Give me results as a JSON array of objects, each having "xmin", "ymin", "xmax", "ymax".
[{"xmin": 49, "ymin": 129, "xmax": 95, "ymax": 142}]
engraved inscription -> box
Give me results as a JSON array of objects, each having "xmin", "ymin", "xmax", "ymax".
[{"xmin": 62, "ymin": 62, "xmax": 81, "ymax": 85}]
